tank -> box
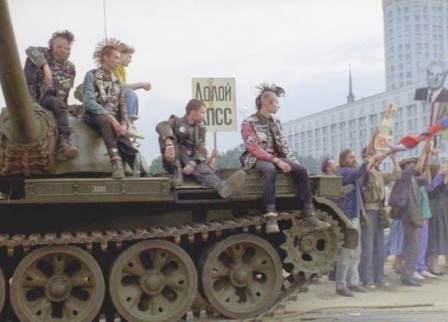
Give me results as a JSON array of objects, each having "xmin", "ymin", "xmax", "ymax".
[{"xmin": 0, "ymin": 1, "xmax": 357, "ymax": 321}]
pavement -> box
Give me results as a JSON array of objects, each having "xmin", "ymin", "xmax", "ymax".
[{"xmin": 267, "ymin": 257, "xmax": 448, "ymax": 322}]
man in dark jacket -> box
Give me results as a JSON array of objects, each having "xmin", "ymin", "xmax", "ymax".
[
  {"xmin": 156, "ymin": 98, "xmax": 246, "ymax": 199},
  {"xmin": 335, "ymin": 149, "xmax": 385, "ymax": 297},
  {"xmin": 24, "ymin": 30, "xmax": 78, "ymax": 161}
]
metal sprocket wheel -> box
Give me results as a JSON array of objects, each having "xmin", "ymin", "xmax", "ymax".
[
  {"xmin": 0, "ymin": 268, "xmax": 5, "ymax": 315},
  {"xmin": 10, "ymin": 245, "xmax": 105, "ymax": 322},
  {"xmin": 109, "ymin": 240, "xmax": 198, "ymax": 322},
  {"xmin": 281, "ymin": 210, "xmax": 344, "ymax": 275},
  {"xmin": 200, "ymin": 234, "xmax": 283, "ymax": 319}
]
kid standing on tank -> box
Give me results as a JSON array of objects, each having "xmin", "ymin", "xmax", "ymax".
[{"xmin": 156, "ymin": 98, "xmax": 246, "ymax": 198}]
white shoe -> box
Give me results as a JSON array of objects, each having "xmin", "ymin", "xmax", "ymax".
[
  {"xmin": 413, "ymin": 271, "xmax": 425, "ymax": 280},
  {"xmin": 127, "ymin": 125, "xmax": 145, "ymax": 139},
  {"xmin": 421, "ymin": 270, "xmax": 437, "ymax": 278}
]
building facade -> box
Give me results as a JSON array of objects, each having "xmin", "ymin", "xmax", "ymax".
[
  {"xmin": 383, "ymin": 0, "xmax": 448, "ymax": 90},
  {"xmin": 283, "ymin": 85, "xmax": 447, "ymax": 172}
]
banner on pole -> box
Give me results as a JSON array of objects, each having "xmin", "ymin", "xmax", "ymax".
[
  {"xmin": 192, "ymin": 78, "xmax": 236, "ymax": 132},
  {"xmin": 374, "ymin": 103, "xmax": 397, "ymax": 151}
]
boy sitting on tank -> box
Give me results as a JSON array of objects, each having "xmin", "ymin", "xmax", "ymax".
[
  {"xmin": 114, "ymin": 43, "xmax": 151, "ymax": 139},
  {"xmin": 240, "ymin": 83, "xmax": 331, "ymax": 233},
  {"xmin": 156, "ymin": 98, "xmax": 246, "ymax": 198},
  {"xmin": 82, "ymin": 40, "xmax": 139, "ymax": 179},
  {"xmin": 24, "ymin": 30, "xmax": 79, "ymax": 161}
]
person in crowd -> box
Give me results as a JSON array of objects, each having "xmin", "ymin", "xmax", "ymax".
[
  {"xmin": 321, "ymin": 157, "xmax": 339, "ymax": 175},
  {"xmin": 156, "ymin": 98, "xmax": 246, "ymax": 197},
  {"xmin": 24, "ymin": 30, "xmax": 79, "ymax": 161},
  {"xmin": 388, "ymin": 143, "xmax": 431, "ymax": 286},
  {"xmin": 240, "ymin": 83, "xmax": 330, "ymax": 234},
  {"xmin": 320, "ymin": 157, "xmax": 339, "ymax": 281},
  {"xmin": 115, "ymin": 43, "xmax": 151, "ymax": 139},
  {"xmin": 359, "ymin": 146, "xmax": 401, "ymax": 290},
  {"xmin": 83, "ymin": 42, "xmax": 138, "ymax": 179},
  {"xmin": 335, "ymin": 149, "xmax": 385, "ymax": 297},
  {"xmin": 426, "ymin": 163, "xmax": 448, "ymax": 275}
]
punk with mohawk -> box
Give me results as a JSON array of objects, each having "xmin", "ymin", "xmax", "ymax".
[
  {"xmin": 240, "ymin": 82, "xmax": 330, "ymax": 233},
  {"xmin": 82, "ymin": 38, "xmax": 139, "ymax": 179}
]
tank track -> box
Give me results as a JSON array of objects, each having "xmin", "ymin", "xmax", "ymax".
[{"xmin": 0, "ymin": 212, "xmax": 322, "ymax": 321}]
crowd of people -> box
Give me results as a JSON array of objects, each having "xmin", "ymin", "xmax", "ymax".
[{"xmin": 321, "ymin": 139, "xmax": 448, "ymax": 297}]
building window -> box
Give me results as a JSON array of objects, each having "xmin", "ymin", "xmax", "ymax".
[
  {"xmin": 349, "ymin": 119, "xmax": 356, "ymax": 129},
  {"xmin": 339, "ymin": 122, "xmax": 346, "ymax": 131},
  {"xmin": 358, "ymin": 117, "xmax": 366, "ymax": 127},
  {"xmin": 369, "ymin": 114, "xmax": 378, "ymax": 125}
]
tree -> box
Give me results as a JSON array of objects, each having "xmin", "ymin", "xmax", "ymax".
[
  {"xmin": 149, "ymin": 155, "xmax": 165, "ymax": 174},
  {"xmin": 216, "ymin": 146, "xmax": 243, "ymax": 169}
]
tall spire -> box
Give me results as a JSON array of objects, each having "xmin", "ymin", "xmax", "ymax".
[{"xmin": 347, "ymin": 65, "xmax": 355, "ymax": 103}]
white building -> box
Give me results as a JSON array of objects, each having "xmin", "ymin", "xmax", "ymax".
[
  {"xmin": 383, "ymin": 0, "xmax": 448, "ymax": 90},
  {"xmin": 283, "ymin": 0, "xmax": 448, "ymax": 172},
  {"xmin": 283, "ymin": 85, "xmax": 448, "ymax": 172}
]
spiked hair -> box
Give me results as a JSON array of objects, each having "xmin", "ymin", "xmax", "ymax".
[
  {"xmin": 93, "ymin": 38, "xmax": 123, "ymax": 66},
  {"xmin": 255, "ymin": 82, "xmax": 285, "ymax": 110}
]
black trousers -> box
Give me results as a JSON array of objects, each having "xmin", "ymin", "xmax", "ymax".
[
  {"xmin": 41, "ymin": 94, "xmax": 70, "ymax": 136},
  {"xmin": 254, "ymin": 159, "xmax": 312, "ymax": 213},
  {"xmin": 85, "ymin": 114, "xmax": 138, "ymax": 166}
]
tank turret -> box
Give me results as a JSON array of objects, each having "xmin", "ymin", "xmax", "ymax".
[{"xmin": 0, "ymin": 0, "xmax": 57, "ymax": 175}]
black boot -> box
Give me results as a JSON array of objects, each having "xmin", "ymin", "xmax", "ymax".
[
  {"xmin": 171, "ymin": 159, "xmax": 184, "ymax": 186},
  {"xmin": 56, "ymin": 134, "xmax": 79, "ymax": 161},
  {"xmin": 301, "ymin": 203, "xmax": 331, "ymax": 232},
  {"xmin": 108, "ymin": 148, "xmax": 125, "ymax": 179}
]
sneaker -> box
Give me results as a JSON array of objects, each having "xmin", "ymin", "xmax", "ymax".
[
  {"xmin": 362, "ymin": 283, "xmax": 376, "ymax": 290},
  {"xmin": 263, "ymin": 212, "xmax": 280, "ymax": 234},
  {"xmin": 413, "ymin": 271, "xmax": 425, "ymax": 280},
  {"xmin": 401, "ymin": 277, "xmax": 421, "ymax": 287},
  {"xmin": 301, "ymin": 216, "xmax": 331, "ymax": 233},
  {"xmin": 375, "ymin": 281, "xmax": 390, "ymax": 288},
  {"xmin": 420, "ymin": 270, "xmax": 437, "ymax": 278},
  {"xmin": 127, "ymin": 123, "xmax": 145, "ymax": 139},
  {"xmin": 348, "ymin": 285, "xmax": 368, "ymax": 293},
  {"xmin": 336, "ymin": 287, "xmax": 355, "ymax": 297},
  {"xmin": 216, "ymin": 170, "xmax": 246, "ymax": 198}
]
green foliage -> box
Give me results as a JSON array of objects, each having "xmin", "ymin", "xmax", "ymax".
[
  {"xmin": 149, "ymin": 155, "xmax": 165, "ymax": 174},
  {"xmin": 216, "ymin": 146, "xmax": 243, "ymax": 169}
]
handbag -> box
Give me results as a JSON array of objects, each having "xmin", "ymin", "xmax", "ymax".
[
  {"xmin": 408, "ymin": 180, "xmax": 423, "ymax": 228},
  {"xmin": 409, "ymin": 207, "xmax": 424, "ymax": 228},
  {"xmin": 378, "ymin": 202, "xmax": 391, "ymax": 229}
]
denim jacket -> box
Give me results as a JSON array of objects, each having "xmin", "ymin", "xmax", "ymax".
[{"xmin": 337, "ymin": 162, "xmax": 368, "ymax": 219}]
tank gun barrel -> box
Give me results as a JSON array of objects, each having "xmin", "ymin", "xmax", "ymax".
[{"xmin": 0, "ymin": 0, "xmax": 41, "ymax": 144}]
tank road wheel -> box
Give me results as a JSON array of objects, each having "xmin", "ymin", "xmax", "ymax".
[
  {"xmin": 10, "ymin": 246, "xmax": 105, "ymax": 322},
  {"xmin": 200, "ymin": 234, "xmax": 283, "ymax": 319},
  {"xmin": 0, "ymin": 268, "xmax": 5, "ymax": 314},
  {"xmin": 109, "ymin": 240, "xmax": 198, "ymax": 322},
  {"xmin": 281, "ymin": 210, "xmax": 344, "ymax": 275}
]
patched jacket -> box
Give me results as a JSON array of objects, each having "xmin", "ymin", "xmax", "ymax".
[
  {"xmin": 82, "ymin": 68, "xmax": 127, "ymax": 122},
  {"xmin": 240, "ymin": 112, "xmax": 296, "ymax": 169},
  {"xmin": 24, "ymin": 46, "xmax": 76, "ymax": 103},
  {"xmin": 156, "ymin": 115, "xmax": 207, "ymax": 165}
]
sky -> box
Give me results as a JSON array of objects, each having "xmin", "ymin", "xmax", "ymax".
[{"xmin": 0, "ymin": 0, "xmax": 386, "ymax": 161}]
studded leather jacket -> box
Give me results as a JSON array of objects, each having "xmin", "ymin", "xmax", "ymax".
[{"xmin": 156, "ymin": 115, "xmax": 207, "ymax": 165}]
